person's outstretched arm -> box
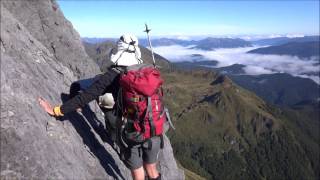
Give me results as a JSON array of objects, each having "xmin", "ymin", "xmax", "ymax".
[{"xmin": 39, "ymin": 69, "xmax": 118, "ymax": 117}]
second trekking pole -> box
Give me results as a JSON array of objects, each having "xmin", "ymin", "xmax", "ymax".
[{"xmin": 144, "ymin": 23, "xmax": 156, "ymax": 67}]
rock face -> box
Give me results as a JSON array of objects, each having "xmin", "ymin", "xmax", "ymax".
[
  {"xmin": 2, "ymin": 0, "xmax": 99, "ymax": 79},
  {"xmin": 0, "ymin": 0, "xmax": 184, "ymax": 179}
]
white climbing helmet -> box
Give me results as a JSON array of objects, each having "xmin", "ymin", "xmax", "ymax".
[
  {"xmin": 98, "ymin": 93, "xmax": 115, "ymax": 109},
  {"xmin": 110, "ymin": 34, "xmax": 142, "ymax": 66}
]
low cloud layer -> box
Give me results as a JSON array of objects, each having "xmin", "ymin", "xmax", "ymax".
[{"xmin": 153, "ymin": 45, "xmax": 320, "ymax": 84}]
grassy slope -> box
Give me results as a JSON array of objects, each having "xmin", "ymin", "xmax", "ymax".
[{"xmin": 162, "ymin": 68, "xmax": 318, "ymax": 180}]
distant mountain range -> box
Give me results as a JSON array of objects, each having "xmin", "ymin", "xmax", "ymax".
[
  {"xmin": 248, "ymin": 41, "xmax": 320, "ymax": 58},
  {"xmin": 139, "ymin": 38, "xmax": 197, "ymax": 47},
  {"xmin": 141, "ymin": 37, "xmax": 252, "ymax": 50},
  {"xmin": 174, "ymin": 61, "xmax": 245, "ymax": 74},
  {"xmin": 192, "ymin": 38, "xmax": 252, "ymax": 50},
  {"xmin": 174, "ymin": 60, "xmax": 219, "ymax": 70},
  {"xmin": 173, "ymin": 61, "xmax": 319, "ymax": 106},
  {"xmin": 229, "ymin": 73, "xmax": 319, "ymax": 106},
  {"xmin": 251, "ymin": 35, "xmax": 319, "ymax": 46},
  {"xmin": 83, "ymin": 37, "xmax": 253, "ymax": 50}
]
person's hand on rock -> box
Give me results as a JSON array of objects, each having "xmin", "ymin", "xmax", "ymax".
[{"xmin": 38, "ymin": 97, "xmax": 55, "ymax": 116}]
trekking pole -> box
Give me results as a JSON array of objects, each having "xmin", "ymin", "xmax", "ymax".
[{"xmin": 144, "ymin": 23, "xmax": 156, "ymax": 67}]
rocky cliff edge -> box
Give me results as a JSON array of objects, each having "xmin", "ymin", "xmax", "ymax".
[{"xmin": 0, "ymin": 0, "xmax": 184, "ymax": 179}]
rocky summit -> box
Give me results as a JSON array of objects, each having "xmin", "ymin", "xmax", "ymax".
[{"xmin": 0, "ymin": 0, "xmax": 184, "ymax": 179}]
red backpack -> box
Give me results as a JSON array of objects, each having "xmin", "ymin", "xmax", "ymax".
[{"xmin": 117, "ymin": 64, "xmax": 172, "ymax": 144}]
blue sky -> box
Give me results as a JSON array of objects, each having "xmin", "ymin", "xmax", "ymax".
[{"xmin": 57, "ymin": 1, "xmax": 319, "ymax": 38}]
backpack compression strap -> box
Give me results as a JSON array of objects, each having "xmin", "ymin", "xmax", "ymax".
[
  {"xmin": 147, "ymin": 97, "xmax": 156, "ymax": 137},
  {"xmin": 164, "ymin": 108, "xmax": 175, "ymax": 130}
]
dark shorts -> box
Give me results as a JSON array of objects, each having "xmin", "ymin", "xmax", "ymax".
[{"xmin": 124, "ymin": 136, "xmax": 161, "ymax": 170}]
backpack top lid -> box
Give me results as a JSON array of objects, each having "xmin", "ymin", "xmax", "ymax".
[
  {"xmin": 120, "ymin": 64, "xmax": 163, "ymax": 96},
  {"xmin": 110, "ymin": 34, "xmax": 143, "ymax": 66}
]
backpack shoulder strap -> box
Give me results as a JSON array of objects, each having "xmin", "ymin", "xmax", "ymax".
[{"xmin": 111, "ymin": 66, "xmax": 126, "ymax": 74}]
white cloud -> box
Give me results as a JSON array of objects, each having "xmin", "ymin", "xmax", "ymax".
[
  {"xmin": 286, "ymin": 34, "xmax": 305, "ymax": 38},
  {"xmin": 153, "ymin": 45, "xmax": 320, "ymax": 84},
  {"xmin": 243, "ymin": 65, "xmax": 274, "ymax": 75},
  {"xmin": 152, "ymin": 45, "xmax": 200, "ymax": 60},
  {"xmin": 268, "ymin": 34, "xmax": 282, "ymax": 38},
  {"xmin": 176, "ymin": 36, "xmax": 191, "ymax": 40},
  {"xmin": 239, "ymin": 36, "xmax": 253, "ymax": 40}
]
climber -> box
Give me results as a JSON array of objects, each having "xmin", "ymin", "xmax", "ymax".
[{"xmin": 39, "ymin": 34, "xmax": 162, "ymax": 180}]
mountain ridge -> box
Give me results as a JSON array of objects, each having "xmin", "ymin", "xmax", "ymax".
[
  {"xmin": 248, "ymin": 41, "xmax": 320, "ymax": 58},
  {"xmin": 173, "ymin": 61, "xmax": 319, "ymax": 106},
  {"xmin": 161, "ymin": 69, "xmax": 319, "ymax": 179},
  {"xmin": 251, "ymin": 35, "xmax": 320, "ymax": 46},
  {"xmin": 192, "ymin": 37, "xmax": 252, "ymax": 50}
]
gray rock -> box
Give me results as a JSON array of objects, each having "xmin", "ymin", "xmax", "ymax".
[
  {"xmin": 0, "ymin": 0, "xmax": 184, "ymax": 179},
  {"xmin": 2, "ymin": 0, "xmax": 100, "ymax": 79},
  {"xmin": 159, "ymin": 135, "xmax": 185, "ymax": 180}
]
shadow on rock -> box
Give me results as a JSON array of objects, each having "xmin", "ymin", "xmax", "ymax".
[{"xmin": 60, "ymin": 93, "xmax": 125, "ymax": 180}]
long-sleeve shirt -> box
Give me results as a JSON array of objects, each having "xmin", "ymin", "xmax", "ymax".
[{"xmin": 60, "ymin": 67, "xmax": 120, "ymax": 114}]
